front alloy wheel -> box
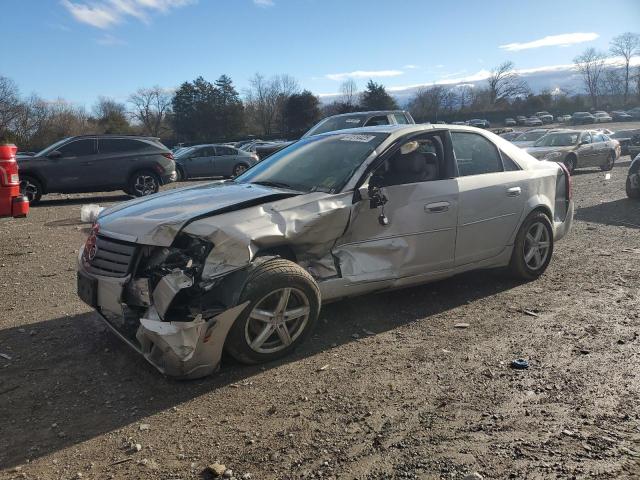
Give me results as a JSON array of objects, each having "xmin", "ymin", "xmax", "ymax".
[
  {"xmin": 245, "ymin": 288, "xmax": 310, "ymax": 354},
  {"xmin": 19, "ymin": 176, "xmax": 42, "ymax": 204},
  {"xmin": 233, "ymin": 163, "xmax": 248, "ymax": 177}
]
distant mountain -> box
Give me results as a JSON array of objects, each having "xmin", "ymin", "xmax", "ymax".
[{"xmin": 319, "ymin": 59, "xmax": 637, "ymax": 106}]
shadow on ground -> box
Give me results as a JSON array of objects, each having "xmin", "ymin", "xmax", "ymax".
[
  {"xmin": 576, "ymin": 197, "xmax": 640, "ymax": 229},
  {"xmin": 0, "ymin": 269, "xmax": 521, "ymax": 469}
]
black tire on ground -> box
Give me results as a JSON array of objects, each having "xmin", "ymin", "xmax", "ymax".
[
  {"xmin": 176, "ymin": 165, "xmax": 186, "ymax": 181},
  {"xmin": 564, "ymin": 154, "xmax": 577, "ymax": 174},
  {"xmin": 127, "ymin": 170, "xmax": 160, "ymax": 197},
  {"xmin": 600, "ymin": 150, "xmax": 616, "ymax": 171},
  {"xmin": 19, "ymin": 175, "xmax": 43, "ymax": 205},
  {"xmin": 509, "ymin": 210, "xmax": 554, "ymax": 281},
  {"xmin": 225, "ymin": 258, "xmax": 321, "ymax": 365},
  {"xmin": 627, "ymin": 176, "xmax": 640, "ymax": 199},
  {"xmin": 232, "ymin": 163, "xmax": 249, "ymax": 177}
]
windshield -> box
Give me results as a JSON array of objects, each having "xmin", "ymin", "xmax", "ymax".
[
  {"xmin": 303, "ymin": 115, "xmax": 368, "ymax": 137},
  {"xmin": 533, "ymin": 132, "xmax": 579, "ymax": 147},
  {"xmin": 236, "ymin": 132, "xmax": 388, "ymax": 193},
  {"xmin": 518, "ymin": 131, "xmax": 546, "ymax": 142},
  {"xmin": 36, "ymin": 137, "xmax": 71, "ymax": 156}
]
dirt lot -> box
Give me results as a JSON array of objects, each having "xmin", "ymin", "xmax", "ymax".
[{"xmin": 1, "ymin": 155, "xmax": 639, "ymax": 479}]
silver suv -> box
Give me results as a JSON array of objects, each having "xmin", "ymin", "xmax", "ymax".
[{"xmin": 18, "ymin": 135, "xmax": 176, "ymax": 204}]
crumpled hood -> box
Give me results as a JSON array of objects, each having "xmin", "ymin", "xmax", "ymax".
[{"xmin": 97, "ymin": 181, "xmax": 299, "ymax": 246}]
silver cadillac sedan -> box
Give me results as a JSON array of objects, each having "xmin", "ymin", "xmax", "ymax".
[{"xmin": 77, "ymin": 124, "xmax": 573, "ymax": 378}]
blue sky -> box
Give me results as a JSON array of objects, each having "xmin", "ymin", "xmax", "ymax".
[{"xmin": 2, "ymin": 0, "xmax": 639, "ymax": 106}]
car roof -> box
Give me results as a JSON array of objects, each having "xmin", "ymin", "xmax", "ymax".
[
  {"xmin": 68, "ymin": 134, "xmax": 161, "ymax": 141},
  {"xmin": 322, "ymin": 110, "xmax": 409, "ymax": 119}
]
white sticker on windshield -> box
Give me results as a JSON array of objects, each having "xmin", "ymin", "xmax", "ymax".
[
  {"xmin": 340, "ymin": 134, "xmax": 376, "ymax": 143},
  {"xmin": 345, "ymin": 119, "xmax": 361, "ymax": 124}
]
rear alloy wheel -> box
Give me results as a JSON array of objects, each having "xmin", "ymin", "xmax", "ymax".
[
  {"xmin": 225, "ymin": 258, "xmax": 320, "ymax": 364},
  {"xmin": 232, "ymin": 163, "xmax": 249, "ymax": 177},
  {"xmin": 627, "ymin": 175, "xmax": 640, "ymax": 199},
  {"xmin": 509, "ymin": 211, "xmax": 554, "ymax": 280},
  {"xmin": 19, "ymin": 176, "xmax": 42, "ymax": 205},
  {"xmin": 600, "ymin": 150, "xmax": 616, "ymax": 171},
  {"xmin": 129, "ymin": 171, "xmax": 160, "ymax": 197},
  {"xmin": 564, "ymin": 155, "xmax": 577, "ymax": 174}
]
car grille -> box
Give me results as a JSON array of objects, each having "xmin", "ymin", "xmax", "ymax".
[{"xmin": 86, "ymin": 235, "xmax": 137, "ymax": 278}]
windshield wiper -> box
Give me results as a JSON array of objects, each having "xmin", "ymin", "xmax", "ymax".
[{"xmin": 250, "ymin": 180, "xmax": 300, "ymax": 191}]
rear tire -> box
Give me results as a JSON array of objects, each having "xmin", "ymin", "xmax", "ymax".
[
  {"xmin": 232, "ymin": 163, "xmax": 249, "ymax": 177},
  {"xmin": 128, "ymin": 170, "xmax": 160, "ymax": 197},
  {"xmin": 19, "ymin": 175, "xmax": 43, "ymax": 205},
  {"xmin": 224, "ymin": 258, "xmax": 320, "ymax": 365},
  {"xmin": 509, "ymin": 211, "xmax": 554, "ymax": 280},
  {"xmin": 600, "ymin": 150, "xmax": 616, "ymax": 171},
  {"xmin": 627, "ymin": 175, "xmax": 640, "ymax": 199},
  {"xmin": 176, "ymin": 165, "xmax": 186, "ymax": 181}
]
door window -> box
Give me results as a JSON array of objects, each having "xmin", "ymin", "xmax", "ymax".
[
  {"xmin": 451, "ymin": 132, "xmax": 503, "ymax": 177},
  {"xmin": 99, "ymin": 138, "xmax": 148, "ymax": 153},
  {"xmin": 58, "ymin": 139, "xmax": 95, "ymax": 157},
  {"xmin": 195, "ymin": 147, "xmax": 215, "ymax": 157},
  {"xmin": 216, "ymin": 146, "xmax": 236, "ymax": 156},
  {"xmin": 581, "ymin": 132, "xmax": 592, "ymax": 144},
  {"xmin": 373, "ymin": 137, "xmax": 443, "ymax": 187},
  {"xmin": 592, "ymin": 133, "xmax": 605, "ymax": 143}
]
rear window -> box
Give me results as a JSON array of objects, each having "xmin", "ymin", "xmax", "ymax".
[{"xmin": 99, "ymin": 138, "xmax": 151, "ymax": 153}]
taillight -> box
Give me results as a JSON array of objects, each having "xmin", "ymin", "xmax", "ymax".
[
  {"xmin": 0, "ymin": 144, "xmax": 19, "ymax": 186},
  {"xmin": 162, "ymin": 152, "xmax": 174, "ymax": 160}
]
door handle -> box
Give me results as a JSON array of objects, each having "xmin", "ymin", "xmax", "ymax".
[
  {"xmin": 506, "ymin": 186, "xmax": 521, "ymax": 197},
  {"xmin": 425, "ymin": 201, "xmax": 450, "ymax": 213}
]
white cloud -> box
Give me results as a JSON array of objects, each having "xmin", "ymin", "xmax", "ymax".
[
  {"xmin": 500, "ymin": 32, "xmax": 599, "ymax": 51},
  {"xmin": 403, "ymin": 64, "xmax": 418, "ymax": 69},
  {"xmin": 325, "ymin": 70, "xmax": 404, "ymax": 81},
  {"xmin": 253, "ymin": 0, "xmax": 274, "ymax": 6},
  {"xmin": 61, "ymin": 0, "xmax": 195, "ymax": 29},
  {"xmin": 96, "ymin": 33, "xmax": 127, "ymax": 45}
]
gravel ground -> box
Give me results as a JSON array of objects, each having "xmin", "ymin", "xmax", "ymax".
[{"xmin": 0, "ymin": 155, "xmax": 639, "ymax": 480}]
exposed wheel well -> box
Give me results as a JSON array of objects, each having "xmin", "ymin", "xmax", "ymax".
[
  {"xmin": 530, "ymin": 205, "xmax": 552, "ymax": 222},
  {"xmin": 255, "ymin": 245, "xmax": 297, "ymax": 263}
]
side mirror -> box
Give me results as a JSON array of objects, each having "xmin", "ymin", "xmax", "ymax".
[
  {"xmin": 357, "ymin": 184, "xmax": 370, "ymax": 201},
  {"xmin": 47, "ymin": 150, "xmax": 62, "ymax": 159},
  {"xmin": 368, "ymin": 186, "xmax": 387, "ymax": 209}
]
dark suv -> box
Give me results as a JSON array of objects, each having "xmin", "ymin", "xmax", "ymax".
[{"xmin": 18, "ymin": 135, "xmax": 176, "ymax": 204}]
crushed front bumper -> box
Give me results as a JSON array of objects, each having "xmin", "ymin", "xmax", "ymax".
[{"xmin": 77, "ymin": 251, "xmax": 247, "ymax": 379}]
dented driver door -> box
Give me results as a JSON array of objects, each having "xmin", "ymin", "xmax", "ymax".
[{"xmin": 334, "ymin": 180, "xmax": 459, "ymax": 283}]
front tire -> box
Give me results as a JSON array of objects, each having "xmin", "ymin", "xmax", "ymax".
[
  {"xmin": 225, "ymin": 258, "xmax": 320, "ymax": 364},
  {"xmin": 19, "ymin": 175, "xmax": 43, "ymax": 205},
  {"xmin": 128, "ymin": 170, "xmax": 160, "ymax": 197},
  {"xmin": 509, "ymin": 211, "xmax": 554, "ymax": 280}
]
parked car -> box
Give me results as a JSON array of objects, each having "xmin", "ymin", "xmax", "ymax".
[
  {"xmin": 535, "ymin": 112, "xmax": 554, "ymax": 124},
  {"xmin": 572, "ymin": 112, "xmax": 595, "ymax": 125},
  {"xmin": 626, "ymin": 107, "xmax": 640, "ymax": 119},
  {"xmin": 628, "ymin": 133, "xmax": 640, "ymax": 158},
  {"xmin": 627, "ymin": 153, "xmax": 640, "ymax": 198},
  {"xmin": 512, "ymin": 129, "xmax": 550, "ymax": 147},
  {"xmin": 504, "ymin": 118, "xmax": 516, "ymax": 127},
  {"xmin": 254, "ymin": 141, "xmax": 291, "ymax": 160},
  {"xmin": 302, "ymin": 110, "xmax": 415, "ymax": 138},
  {"xmin": 451, "ymin": 121, "xmax": 466, "ymax": 125},
  {"xmin": 17, "ymin": 135, "xmax": 176, "ymax": 204},
  {"xmin": 557, "ymin": 114, "xmax": 572, "ymax": 123},
  {"xmin": 594, "ymin": 112, "xmax": 613, "ymax": 123},
  {"xmin": 611, "ymin": 111, "xmax": 632, "ymax": 121},
  {"xmin": 525, "ymin": 129, "xmax": 620, "ymax": 173},
  {"xmin": 499, "ymin": 131, "xmax": 523, "ymax": 141},
  {"xmin": 76, "ymin": 124, "xmax": 574, "ymax": 378},
  {"xmin": 467, "ymin": 119, "xmax": 491, "ymax": 128},
  {"xmin": 524, "ymin": 117, "xmax": 543, "ymax": 127},
  {"xmin": 175, "ymin": 144, "xmax": 259, "ymax": 179},
  {"xmin": 608, "ymin": 129, "xmax": 638, "ymax": 156},
  {"xmin": 516, "ymin": 115, "xmax": 528, "ymax": 125}
]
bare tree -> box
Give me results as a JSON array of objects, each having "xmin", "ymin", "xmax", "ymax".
[
  {"xmin": 245, "ymin": 73, "xmax": 300, "ymax": 135},
  {"xmin": 408, "ymin": 86, "xmax": 446, "ymax": 122},
  {"xmin": 574, "ymin": 48, "xmax": 607, "ymax": 109},
  {"xmin": 0, "ymin": 76, "xmax": 21, "ymax": 136},
  {"xmin": 610, "ymin": 32, "xmax": 640, "ymax": 105},
  {"xmin": 456, "ymin": 84, "xmax": 474, "ymax": 111},
  {"xmin": 129, "ymin": 86, "xmax": 172, "ymax": 136},
  {"xmin": 486, "ymin": 61, "xmax": 529, "ymax": 105},
  {"xmin": 339, "ymin": 79, "xmax": 358, "ymax": 107}
]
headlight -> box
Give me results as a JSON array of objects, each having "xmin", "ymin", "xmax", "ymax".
[
  {"xmin": 543, "ymin": 151, "xmax": 563, "ymax": 160},
  {"xmin": 141, "ymin": 235, "xmax": 213, "ymax": 279}
]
